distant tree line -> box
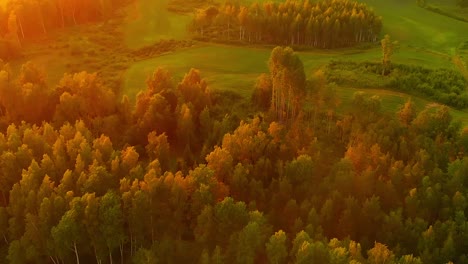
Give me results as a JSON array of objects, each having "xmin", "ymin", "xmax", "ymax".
[
  {"xmin": 190, "ymin": 0, "xmax": 383, "ymax": 48},
  {"xmin": 0, "ymin": 0, "xmax": 132, "ymax": 60}
]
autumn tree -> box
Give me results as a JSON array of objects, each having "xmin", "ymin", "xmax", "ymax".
[
  {"xmin": 268, "ymin": 46, "xmax": 306, "ymax": 122},
  {"xmin": 54, "ymin": 72, "xmax": 117, "ymax": 127},
  {"xmin": 381, "ymin": 34, "xmax": 398, "ymax": 76},
  {"xmin": 191, "ymin": 0, "xmax": 382, "ymax": 48},
  {"xmin": 252, "ymin": 73, "xmax": 272, "ymax": 110}
]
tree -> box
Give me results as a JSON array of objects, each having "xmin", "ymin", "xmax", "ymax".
[
  {"xmin": 17, "ymin": 62, "xmax": 51, "ymax": 123},
  {"xmin": 251, "ymin": 73, "xmax": 272, "ymax": 110},
  {"xmin": 205, "ymin": 146, "xmax": 233, "ymax": 183},
  {"xmin": 398, "ymin": 99, "xmax": 416, "ymax": 127},
  {"xmin": 134, "ymin": 71, "xmax": 175, "ymax": 144},
  {"xmin": 266, "ymin": 230, "xmax": 288, "ymax": 264},
  {"xmin": 99, "ymin": 191, "xmax": 125, "ymax": 264},
  {"xmin": 238, "ymin": 6, "xmax": 248, "ymax": 40},
  {"xmin": 82, "ymin": 193, "xmax": 105, "ymax": 264},
  {"xmin": 176, "ymin": 103, "xmax": 196, "ymax": 153},
  {"xmin": 194, "ymin": 10, "xmax": 208, "ymax": 36},
  {"xmin": 236, "ymin": 221, "xmax": 262, "ymax": 264},
  {"xmin": 381, "ymin": 34, "xmax": 398, "ymax": 76},
  {"xmin": 54, "ymin": 72, "xmax": 117, "ymax": 126},
  {"xmin": 7, "ymin": 240, "xmax": 26, "ymax": 264},
  {"xmin": 5, "ymin": 11, "xmax": 22, "ymax": 58},
  {"xmin": 212, "ymin": 246, "xmax": 224, "ymax": 264},
  {"xmin": 399, "ymin": 254, "xmax": 423, "ymax": 264},
  {"xmin": 367, "ymin": 242, "xmax": 395, "ymax": 264},
  {"xmin": 213, "ymin": 197, "xmax": 249, "ymax": 247},
  {"xmin": 268, "ymin": 46, "xmax": 306, "ymax": 122},
  {"xmin": 51, "ymin": 198, "xmax": 84, "ymax": 264},
  {"xmin": 294, "ymin": 240, "xmax": 330, "ymax": 264}
]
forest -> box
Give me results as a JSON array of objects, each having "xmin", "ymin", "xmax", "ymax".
[
  {"xmin": 0, "ymin": 46, "xmax": 466, "ymax": 263},
  {"xmin": 0, "ymin": 0, "xmax": 467, "ymax": 263},
  {"xmin": 189, "ymin": 0, "xmax": 383, "ymax": 48},
  {"xmin": 0, "ymin": 0, "xmax": 131, "ymax": 59}
]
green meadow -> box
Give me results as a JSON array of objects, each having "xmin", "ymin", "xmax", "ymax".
[{"xmin": 122, "ymin": 0, "xmax": 468, "ymax": 125}]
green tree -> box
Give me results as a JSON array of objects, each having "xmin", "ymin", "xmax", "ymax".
[
  {"xmin": 83, "ymin": 193, "xmax": 106, "ymax": 263},
  {"xmin": 99, "ymin": 191, "xmax": 125, "ymax": 264},
  {"xmin": 51, "ymin": 198, "xmax": 84, "ymax": 264},
  {"xmin": 236, "ymin": 221, "xmax": 263, "ymax": 264},
  {"xmin": 266, "ymin": 230, "xmax": 288, "ymax": 264},
  {"xmin": 381, "ymin": 34, "xmax": 398, "ymax": 75}
]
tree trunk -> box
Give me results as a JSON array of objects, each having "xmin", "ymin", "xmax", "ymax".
[
  {"xmin": 94, "ymin": 246, "xmax": 101, "ymax": 264},
  {"xmin": 120, "ymin": 243, "xmax": 123, "ymax": 264},
  {"xmin": 40, "ymin": 17, "xmax": 47, "ymax": 35},
  {"xmin": 72, "ymin": 1, "xmax": 77, "ymax": 26},
  {"xmin": 109, "ymin": 248, "xmax": 113, "ymax": 264},
  {"xmin": 17, "ymin": 17, "xmax": 25, "ymax": 39},
  {"xmin": 59, "ymin": 0, "xmax": 65, "ymax": 27},
  {"xmin": 73, "ymin": 242, "xmax": 80, "ymax": 264},
  {"xmin": 50, "ymin": 256, "xmax": 57, "ymax": 264},
  {"xmin": 40, "ymin": 13, "xmax": 47, "ymax": 35},
  {"xmin": 130, "ymin": 233, "xmax": 133, "ymax": 257},
  {"xmin": 150, "ymin": 197, "xmax": 155, "ymax": 243}
]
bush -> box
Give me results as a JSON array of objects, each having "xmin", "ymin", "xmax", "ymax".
[{"xmin": 326, "ymin": 60, "xmax": 468, "ymax": 109}]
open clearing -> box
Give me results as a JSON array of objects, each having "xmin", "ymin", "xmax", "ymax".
[{"xmin": 124, "ymin": 43, "xmax": 456, "ymax": 100}]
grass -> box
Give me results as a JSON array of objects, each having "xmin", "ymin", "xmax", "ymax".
[
  {"xmin": 424, "ymin": 0, "xmax": 468, "ymax": 22},
  {"xmin": 124, "ymin": 42, "xmax": 456, "ymax": 101},
  {"xmin": 123, "ymin": 6, "xmax": 191, "ymax": 49},
  {"xmin": 360, "ymin": 0, "xmax": 468, "ymax": 54}
]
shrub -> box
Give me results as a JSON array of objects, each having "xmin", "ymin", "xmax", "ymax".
[{"xmin": 326, "ymin": 60, "xmax": 468, "ymax": 109}]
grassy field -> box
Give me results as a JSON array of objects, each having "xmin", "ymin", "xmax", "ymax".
[
  {"xmin": 124, "ymin": 13, "xmax": 191, "ymax": 48},
  {"xmin": 124, "ymin": 42, "xmax": 457, "ymax": 99},
  {"xmin": 360, "ymin": 0, "xmax": 468, "ymax": 54}
]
